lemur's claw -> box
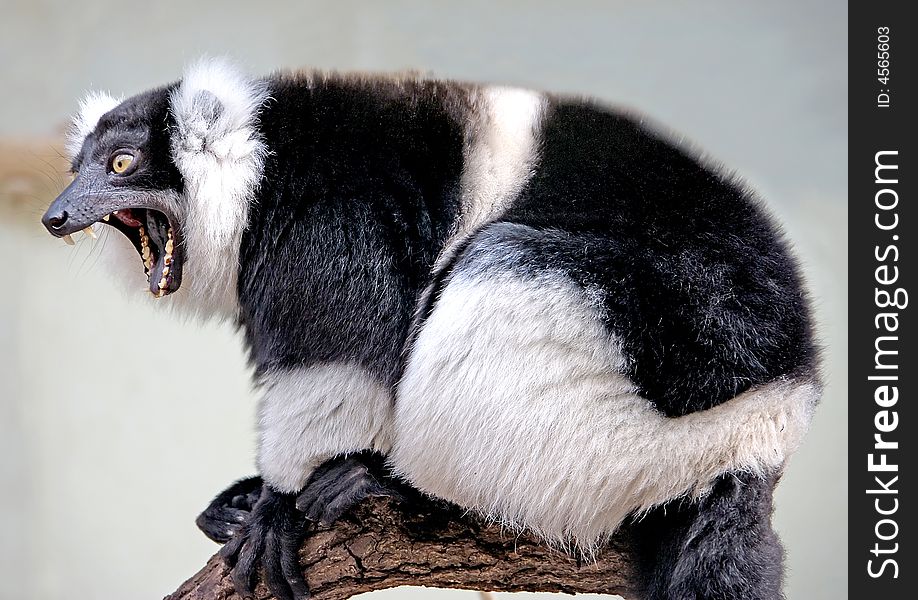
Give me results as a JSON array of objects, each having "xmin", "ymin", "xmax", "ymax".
[
  {"xmin": 197, "ymin": 476, "xmax": 263, "ymax": 544},
  {"xmin": 220, "ymin": 486, "xmax": 310, "ymax": 600},
  {"xmin": 296, "ymin": 453, "xmax": 392, "ymax": 524}
]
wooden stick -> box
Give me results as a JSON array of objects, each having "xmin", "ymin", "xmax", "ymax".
[{"xmin": 166, "ymin": 495, "xmax": 641, "ymax": 600}]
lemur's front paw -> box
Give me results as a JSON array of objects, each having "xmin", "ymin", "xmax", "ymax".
[
  {"xmin": 220, "ymin": 486, "xmax": 310, "ymax": 600},
  {"xmin": 213, "ymin": 454, "xmax": 393, "ymax": 600},
  {"xmin": 196, "ymin": 476, "xmax": 263, "ymax": 544}
]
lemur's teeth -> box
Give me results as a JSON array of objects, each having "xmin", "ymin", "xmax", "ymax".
[
  {"xmin": 165, "ymin": 239, "xmax": 174, "ymax": 254},
  {"xmin": 102, "ymin": 214, "xmax": 110, "ymax": 222},
  {"xmin": 164, "ymin": 255, "xmax": 172, "ymax": 266},
  {"xmin": 142, "ymin": 246, "xmax": 151, "ymax": 260},
  {"xmin": 62, "ymin": 234, "xmax": 75, "ymax": 245},
  {"xmin": 162, "ymin": 266, "xmax": 170, "ymax": 276},
  {"xmin": 82, "ymin": 226, "xmax": 97, "ymax": 240},
  {"xmin": 158, "ymin": 277, "xmax": 168, "ymax": 290}
]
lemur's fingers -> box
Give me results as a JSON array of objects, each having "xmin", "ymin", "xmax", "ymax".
[
  {"xmin": 296, "ymin": 468, "xmax": 359, "ymax": 516},
  {"xmin": 218, "ymin": 476, "xmax": 264, "ymax": 500},
  {"xmin": 295, "ymin": 461, "xmax": 355, "ymax": 511},
  {"xmin": 264, "ymin": 526, "xmax": 310, "ymax": 600},
  {"xmin": 218, "ymin": 527, "xmax": 246, "ymax": 566},
  {"xmin": 231, "ymin": 489, "xmax": 262, "ymax": 511},
  {"xmin": 227, "ymin": 529, "xmax": 263, "ymax": 600},
  {"xmin": 219, "ymin": 485, "xmax": 309, "ymax": 599},
  {"xmin": 316, "ymin": 475, "xmax": 387, "ymax": 525},
  {"xmin": 263, "ymin": 529, "xmax": 292, "ymax": 600},
  {"xmin": 280, "ymin": 532, "xmax": 311, "ymax": 599},
  {"xmin": 296, "ymin": 455, "xmax": 391, "ymax": 523},
  {"xmin": 196, "ymin": 507, "xmax": 248, "ymax": 543},
  {"xmin": 197, "ymin": 476, "xmax": 264, "ymax": 543}
]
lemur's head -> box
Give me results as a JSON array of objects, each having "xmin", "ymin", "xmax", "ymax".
[{"xmin": 42, "ymin": 59, "xmax": 269, "ymax": 315}]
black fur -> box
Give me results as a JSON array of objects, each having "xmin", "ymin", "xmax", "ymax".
[
  {"xmin": 229, "ymin": 75, "xmax": 469, "ymax": 599},
  {"xmin": 632, "ymin": 470, "xmax": 786, "ymax": 600},
  {"xmin": 295, "ymin": 451, "xmax": 393, "ymax": 523},
  {"xmin": 197, "ymin": 476, "xmax": 263, "ymax": 544},
  {"xmin": 501, "ymin": 102, "xmax": 817, "ymax": 416},
  {"xmin": 238, "ymin": 75, "xmax": 468, "ymax": 387},
  {"xmin": 73, "ymin": 86, "xmax": 181, "ymax": 191}
]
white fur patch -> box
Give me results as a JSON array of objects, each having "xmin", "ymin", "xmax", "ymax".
[
  {"xmin": 65, "ymin": 91, "xmax": 122, "ymax": 160},
  {"xmin": 168, "ymin": 58, "xmax": 270, "ymax": 317},
  {"xmin": 392, "ymin": 270, "xmax": 817, "ymax": 551},
  {"xmin": 441, "ymin": 87, "xmax": 546, "ymax": 262},
  {"xmin": 257, "ymin": 363, "xmax": 394, "ymax": 493}
]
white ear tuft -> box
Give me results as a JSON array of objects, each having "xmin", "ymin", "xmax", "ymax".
[
  {"xmin": 169, "ymin": 57, "xmax": 271, "ymax": 315},
  {"xmin": 65, "ymin": 91, "xmax": 122, "ymax": 160}
]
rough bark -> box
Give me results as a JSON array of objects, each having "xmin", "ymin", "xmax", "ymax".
[{"xmin": 165, "ymin": 495, "xmax": 641, "ymax": 600}]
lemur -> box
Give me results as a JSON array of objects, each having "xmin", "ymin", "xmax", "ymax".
[{"xmin": 43, "ymin": 59, "xmax": 818, "ymax": 600}]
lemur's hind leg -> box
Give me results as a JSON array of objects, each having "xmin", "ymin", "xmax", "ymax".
[
  {"xmin": 217, "ymin": 452, "xmax": 395, "ymax": 600},
  {"xmin": 632, "ymin": 471, "xmax": 785, "ymax": 600}
]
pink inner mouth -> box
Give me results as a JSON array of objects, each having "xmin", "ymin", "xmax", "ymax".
[
  {"xmin": 112, "ymin": 209, "xmax": 143, "ymax": 228},
  {"xmin": 100, "ymin": 207, "xmax": 184, "ymax": 297}
]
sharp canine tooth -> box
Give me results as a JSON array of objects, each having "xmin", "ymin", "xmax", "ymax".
[
  {"xmin": 165, "ymin": 239, "xmax": 174, "ymax": 253},
  {"xmin": 62, "ymin": 234, "xmax": 75, "ymax": 245},
  {"xmin": 102, "ymin": 214, "xmax": 110, "ymax": 222},
  {"xmin": 82, "ymin": 226, "xmax": 97, "ymax": 239}
]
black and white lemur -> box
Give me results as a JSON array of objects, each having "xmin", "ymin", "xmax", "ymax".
[{"xmin": 42, "ymin": 59, "xmax": 819, "ymax": 600}]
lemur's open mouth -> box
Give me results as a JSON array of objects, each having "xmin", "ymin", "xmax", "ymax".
[
  {"xmin": 42, "ymin": 177, "xmax": 187, "ymax": 297},
  {"xmin": 100, "ymin": 208, "xmax": 185, "ymax": 297}
]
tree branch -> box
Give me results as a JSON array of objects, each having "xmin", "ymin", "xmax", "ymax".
[{"xmin": 165, "ymin": 494, "xmax": 642, "ymax": 600}]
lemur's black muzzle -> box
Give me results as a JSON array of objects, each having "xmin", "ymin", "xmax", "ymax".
[
  {"xmin": 42, "ymin": 174, "xmax": 126, "ymax": 238},
  {"xmin": 42, "ymin": 170, "xmax": 187, "ymax": 297},
  {"xmin": 42, "ymin": 179, "xmax": 80, "ymax": 236}
]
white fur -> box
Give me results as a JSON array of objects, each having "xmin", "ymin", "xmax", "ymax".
[
  {"xmin": 440, "ymin": 87, "xmax": 546, "ymax": 264},
  {"xmin": 392, "ymin": 270, "xmax": 817, "ymax": 551},
  {"xmin": 168, "ymin": 58, "xmax": 270, "ymax": 317},
  {"xmin": 65, "ymin": 91, "xmax": 122, "ymax": 160},
  {"xmin": 257, "ymin": 364, "xmax": 394, "ymax": 493}
]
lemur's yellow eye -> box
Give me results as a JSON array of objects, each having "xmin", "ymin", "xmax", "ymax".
[{"xmin": 111, "ymin": 153, "xmax": 134, "ymax": 174}]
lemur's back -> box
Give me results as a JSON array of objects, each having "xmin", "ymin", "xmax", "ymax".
[{"xmin": 502, "ymin": 99, "xmax": 817, "ymax": 416}]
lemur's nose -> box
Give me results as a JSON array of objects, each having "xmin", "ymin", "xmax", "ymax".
[{"xmin": 44, "ymin": 209, "xmax": 69, "ymax": 231}]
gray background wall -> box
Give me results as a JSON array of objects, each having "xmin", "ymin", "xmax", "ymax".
[{"xmin": 0, "ymin": 1, "xmax": 847, "ymax": 598}]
